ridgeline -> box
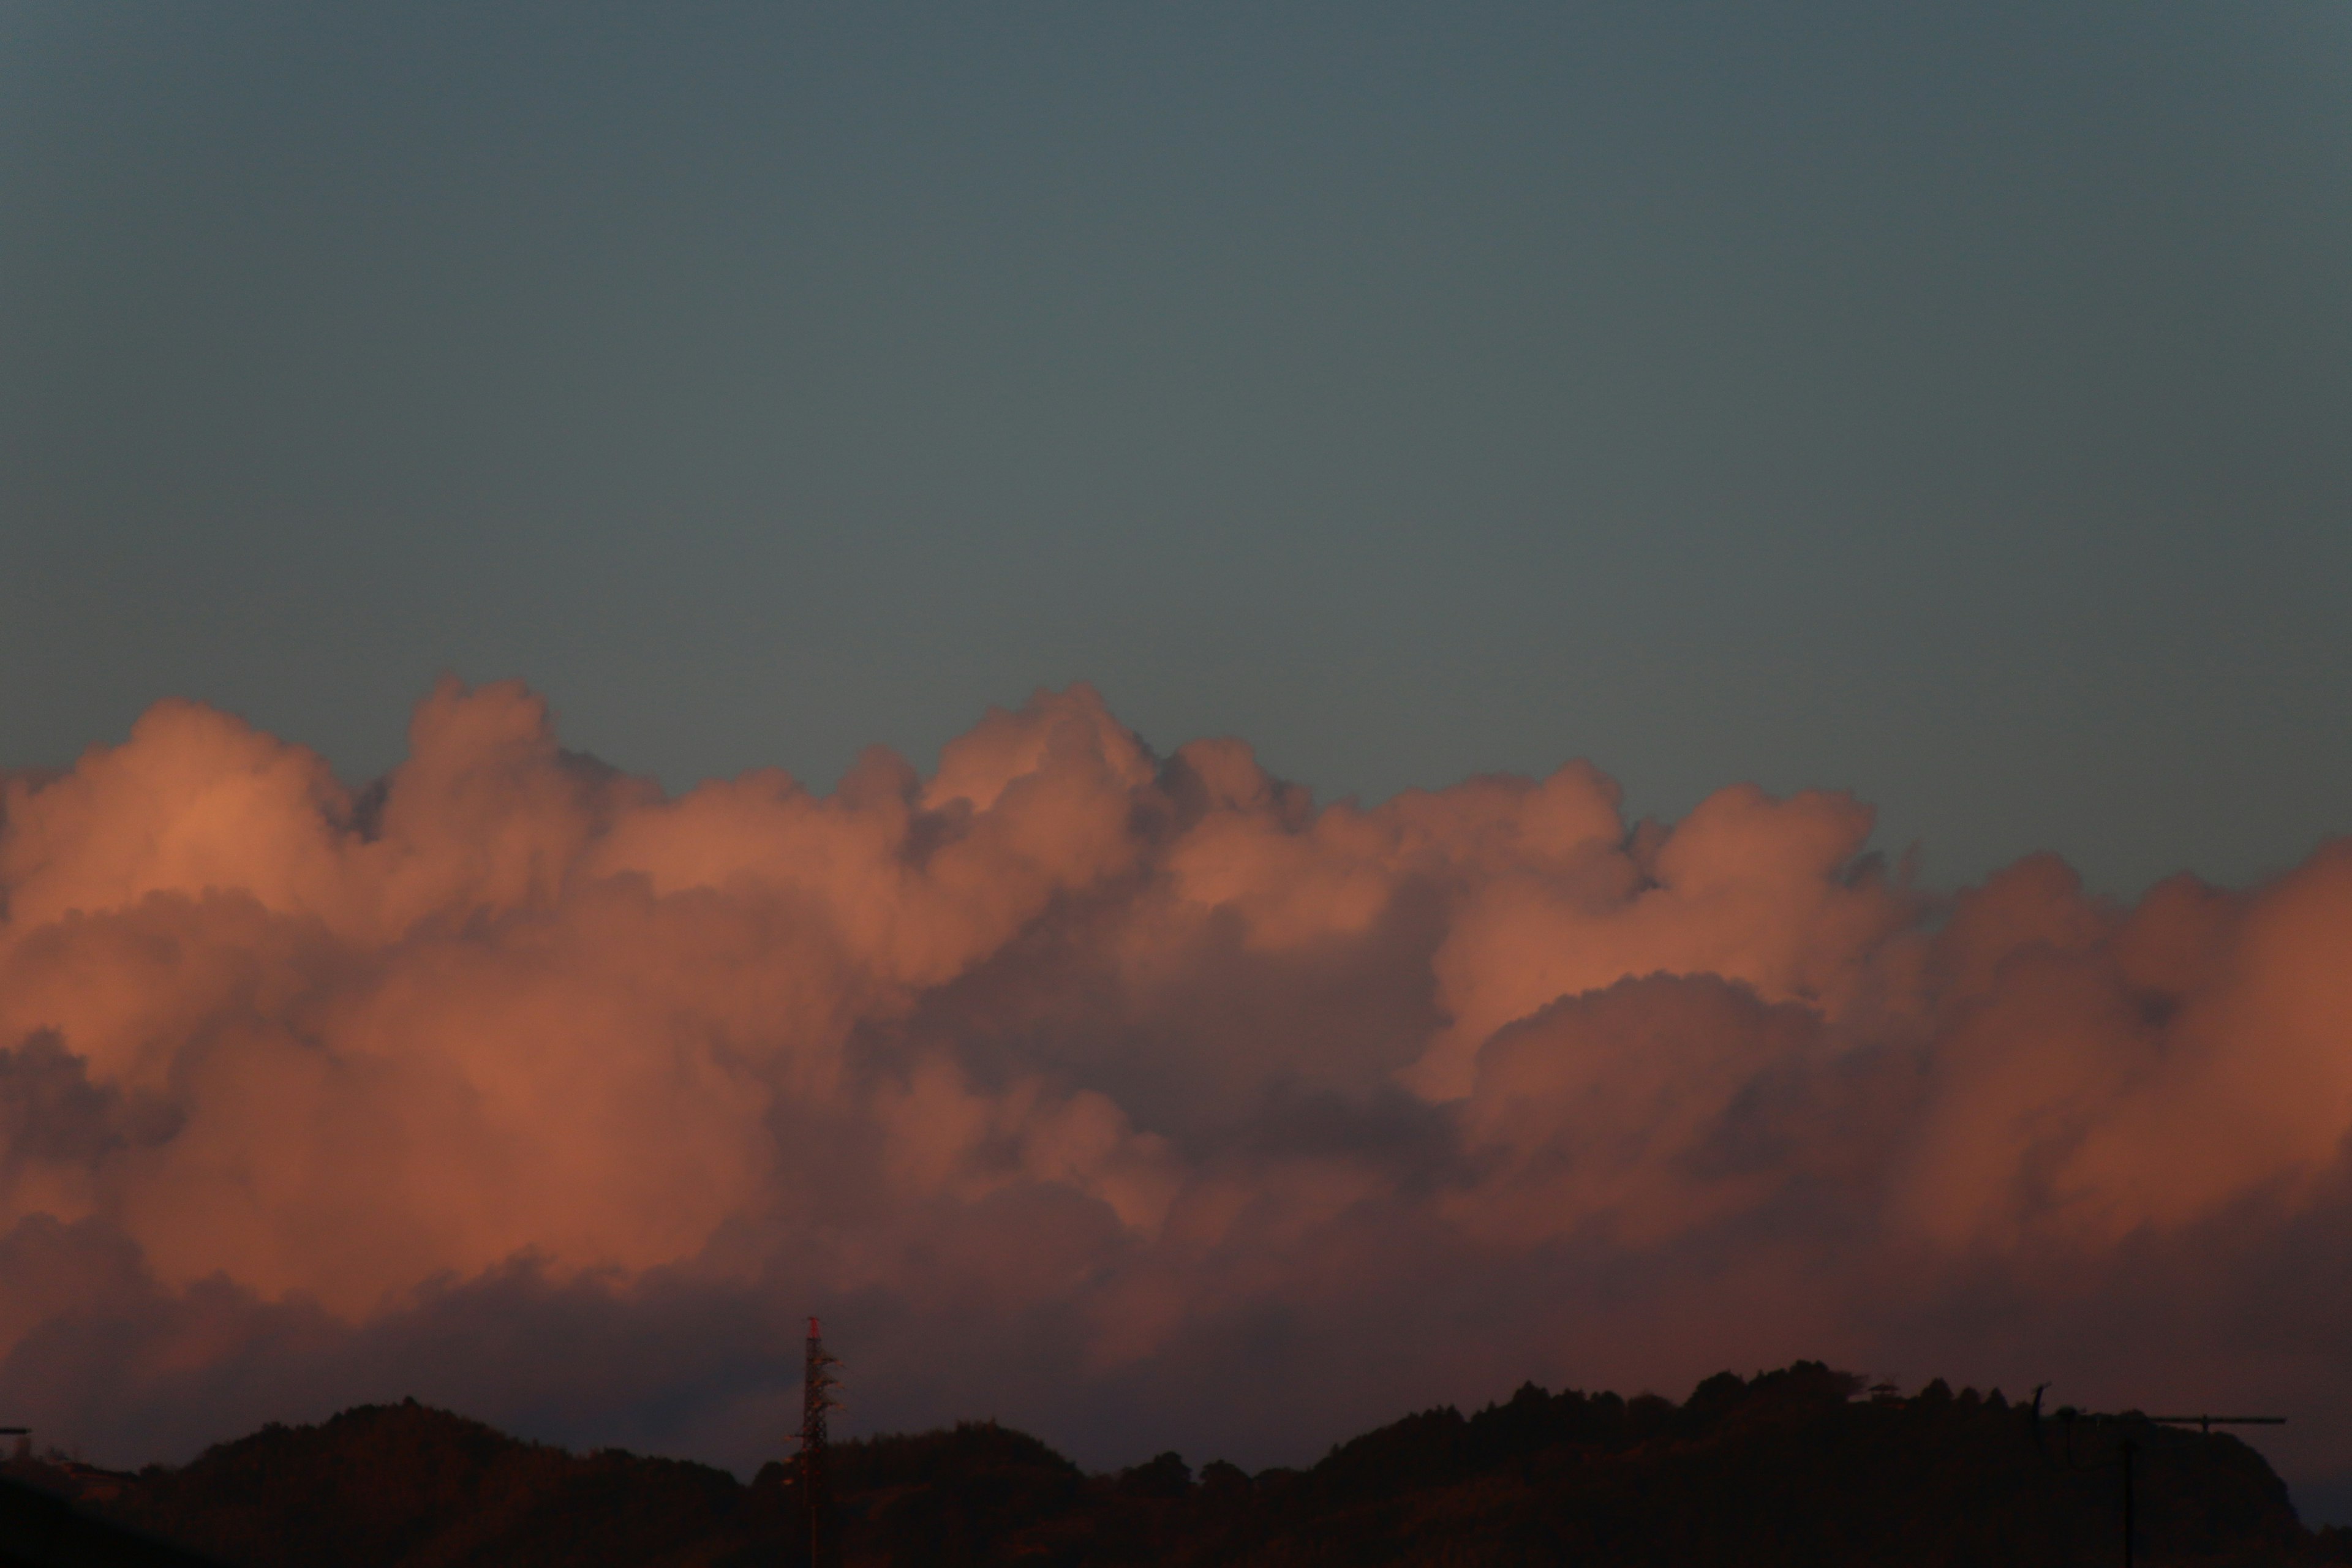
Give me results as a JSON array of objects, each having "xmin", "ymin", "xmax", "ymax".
[{"xmin": 5, "ymin": 1363, "xmax": 2344, "ymax": 1566}]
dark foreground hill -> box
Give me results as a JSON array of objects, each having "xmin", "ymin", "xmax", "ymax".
[{"xmin": 7, "ymin": 1363, "xmax": 2348, "ymax": 1567}]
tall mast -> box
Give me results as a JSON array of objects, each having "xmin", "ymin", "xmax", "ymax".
[{"xmin": 799, "ymin": 1317, "xmax": 842, "ymax": 1567}]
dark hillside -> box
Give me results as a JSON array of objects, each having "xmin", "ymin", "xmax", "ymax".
[
  {"xmin": 8, "ymin": 1404, "xmax": 765, "ymax": 1568},
  {"xmin": 1, "ymin": 1471, "xmax": 229, "ymax": 1567},
  {"xmin": 7, "ymin": 1365, "xmax": 2344, "ymax": 1566},
  {"xmin": 1224, "ymin": 1367, "xmax": 2305, "ymax": 1567}
]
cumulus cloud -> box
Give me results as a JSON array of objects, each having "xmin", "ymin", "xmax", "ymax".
[{"xmin": 3, "ymin": 679, "xmax": 2350, "ymax": 1496}]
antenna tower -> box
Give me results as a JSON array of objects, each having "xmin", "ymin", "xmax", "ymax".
[{"xmin": 799, "ymin": 1317, "xmax": 842, "ymax": 1567}]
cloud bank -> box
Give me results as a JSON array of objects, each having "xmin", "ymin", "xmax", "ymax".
[{"xmin": 4, "ymin": 681, "xmax": 2350, "ymax": 1495}]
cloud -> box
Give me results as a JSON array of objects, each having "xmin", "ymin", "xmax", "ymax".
[{"xmin": 3, "ymin": 679, "xmax": 2350, "ymax": 1498}]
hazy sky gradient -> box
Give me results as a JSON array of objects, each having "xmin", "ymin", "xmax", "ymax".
[{"xmin": 5, "ymin": 1, "xmax": 2348, "ymax": 892}]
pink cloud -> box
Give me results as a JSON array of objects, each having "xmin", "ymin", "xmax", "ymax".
[{"xmin": 4, "ymin": 680, "xmax": 2348, "ymax": 1497}]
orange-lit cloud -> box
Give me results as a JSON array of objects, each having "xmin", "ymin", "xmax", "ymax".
[{"xmin": 4, "ymin": 680, "xmax": 2350, "ymax": 1490}]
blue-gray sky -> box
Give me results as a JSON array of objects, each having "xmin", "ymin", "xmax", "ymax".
[{"xmin": 5, "ymin": 1, "xmax": 2348, "ymax": 894}]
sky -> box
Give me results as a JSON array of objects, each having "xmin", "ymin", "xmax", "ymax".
[
  {"xmin": 8, "ymin": 0, "xmax": 2352, "ymax": 1529},
  {"xmin": 4, "ymin": 1, "xmax": 2348, "ymax": 895}
]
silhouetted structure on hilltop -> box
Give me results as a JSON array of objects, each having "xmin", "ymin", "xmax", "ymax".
[
  {"xmin": 2030, "ymin": 1404, "xmax": 2288, "ymax": 1568},
  {"xmin": 798, "ymin": 1317, "xmax": 842, "ymax": 1568}
]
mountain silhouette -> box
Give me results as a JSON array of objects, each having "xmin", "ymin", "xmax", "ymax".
[{"xmin": 7, "ymin": 1363, "xmax": 2345, "ymax": 1566}]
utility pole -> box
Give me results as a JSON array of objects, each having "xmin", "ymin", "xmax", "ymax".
[
  {"xmin": 2121, "ymin": 1436, "xmax": 2135, "ymax": 1568},
  {"xmin": 799, "ymin": 1318, "xmax": 842, "ymax": 1568}
]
